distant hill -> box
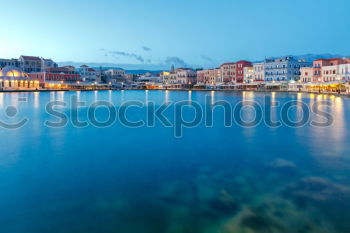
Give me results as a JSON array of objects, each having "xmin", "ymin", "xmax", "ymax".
[
  {"xmin": 262, "ymin": 53, "xmax": 347, "ymax": 62},
  {"xmin": 57, "ymin": 61, "xmax": 169, "ymax": 71},
  {"xmin": 291, "ymin": 53, "xmax": 347, "ymax": 61}
]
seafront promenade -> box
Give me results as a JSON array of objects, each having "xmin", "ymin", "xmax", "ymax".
[{"xmin": 1, "ymin": 86, "xmax": 349, "ymax": 98}]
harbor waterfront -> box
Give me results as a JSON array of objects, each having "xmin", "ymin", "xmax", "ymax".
[
  {"xmin": 0, "ymin": 90, "xmax": 350, "ymax": 233},
  {"xmin": 1, "ymin": 56, "xmax": 350, "ymax": 95}
]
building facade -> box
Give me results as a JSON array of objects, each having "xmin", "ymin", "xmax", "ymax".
[
  {"xmin": 0, "ymin": 66, "xmax": 39, "ymax": 89},
  {"xmin": 300, "ymin": 58, "xmax": 350, "ymax": 83},
  {"xmin": 28, "ymin": 72, "xmax": 82, "ymax": 83},
  {"xmin": 19, "ymin": 56, "xmax": 43, "ymax": 73},
  {"xmin": 236, "ymin": 60, "xmax": 252, "ymax": 83},
  {"xmin": 175, "ymin": 68, "xmax": 197, "ymax": 84},
  {"xmin": 338, "ymin": 63, "xmax": 350, "ymax": 81},
  {"xmin": 264, "ymin": 56, "xmax": 311, "ymax": 82},
  {"xmin": 79, "ymin": 65, "xmax": 99, "ymax": 82},
  {"xmin": 161, "ymin": 71, "xmax": 177, "ymax": 84},
  {"xmin": 220, "ymin": 63, "xmax": 236, "ymax": 84},
  {"xmin": 104, "ymin": 69, "xmax": 126, "ymax": 84},
  {"xmin": 300, "ymin": 67, "xmax": 315, "ymax": 83},
  {"xmin": 41, "ymin": 58, "xmax": 57, "ymax": 71},
  {"xmin": 243, "ymin": 66, "xmax": 254, "ymax": 83},
  {"xmin": 0, "ymin": 58, "xmax": 20, "ymax": 68},
  {"xmin": 252, "ymin": 63, "xmax": 265, "ymax": 82}
]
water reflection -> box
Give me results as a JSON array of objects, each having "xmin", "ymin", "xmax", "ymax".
[
  {"xmin": 332, "ymin": 97, "xmax": 345, "ymax": 141},
  {"xmin": 50, "ymin": 91, "xmax": 55, "ymax": 101},
  {"xmin": 94, "ymin": 90, "xmax": 98, "ymax": 102},
  {"xmin": 120, "ymin": 90, "xmax": 125, "ymax": 104},
  {"xmin": 0, "ymin": 91, "xmax": 349, "ymax": 233},
  {"xmin": 10, "ymin": 93, "xmax": 19, "ymax": 108},
  {"xmin": 188, "ymin": 90, "xmax": 192, "ymax": 103},
  {"xmin": 0, "ymin": 93, "xmax": 3, "ymax": 107},
  {"xmin": 76, "ymin": 91, "xmax": 81, "ymax": 102},
  {"xmin": 297, "ymin": 92, "xmax": 302, "ymax": 101},
  {"xmin": 211, "ymin": 91, "xmax": 215, "ymax": 105},
  {"xmin": 165, "ymin": 90, "xmax": 169, "ymax": 104},
  {"xmin": 108, "ymin": 90, "xmax": 112, "ymax": 103},
  {"xmin": 145, "ymin": 90, "xmax": 149, "ymax": 105},
  {"xmin": 309, "ymin": 95, "xmax": 345, "ymax": 157},
  {"xmin": 57, "ymin": 91, "xmax": 65, "ymax": 102},
  {"xmin": 268, "ymin": 92, "xmax": 278, "ymax": 128},
  {"xmin": 34, "ymin": 92, "xmax": 40, "ymax": 109},
  {"xmin": 242, "ymin": 91, "xmax": 255, "ymax": 101}
]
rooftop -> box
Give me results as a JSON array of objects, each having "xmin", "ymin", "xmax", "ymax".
[{"xmin": 20, "ymin": 55, "xmax": 41, "ymax": 61}]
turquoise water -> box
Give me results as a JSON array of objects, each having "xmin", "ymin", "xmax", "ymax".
[{"xmin": 0, "ymin": 90, "xmax": 349, "ymax": 233}]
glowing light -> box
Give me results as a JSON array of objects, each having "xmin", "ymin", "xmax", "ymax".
[{"xmin": 297, "ymin": 92, "xmax": 302, "ymax": 100}]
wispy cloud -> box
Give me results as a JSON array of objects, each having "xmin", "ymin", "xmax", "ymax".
[
  {"xmin": 102, "ymin": 49, "xmax": 149, "ymax": 63},
  {"xmin": 200, "ymin": 55, "xmax": 213, "ymax": 62},
  {"xmin": 142, "ymin": 46, "xmax": 151, "ymax": 52},
  {"xmin": 164, "ymin": 56, "xmax": 188, "ymax": 68},
  {"xmin": 110, "ymin": 51, "xmax": 145, "ymax": 63}
]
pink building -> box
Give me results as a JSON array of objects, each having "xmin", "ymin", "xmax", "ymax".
[
  {"xmin": 220, "ymin": 61, "xmax": 252, "ymax": 84},
  {"xmin": 196, "ymin": 70, "xmax": 206, "ymax": 84},
  {"xmin": 220, "ymin": 63, "xmax": 236, "ymax": 83},
  {"xmin": 301, "ymin": 58, "xmax": 350, "ymax": 83}
]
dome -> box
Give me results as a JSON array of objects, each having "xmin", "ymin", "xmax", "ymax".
[{"xmin": 0, "ymin": 66, "xmax": 28, "ymax": 80}]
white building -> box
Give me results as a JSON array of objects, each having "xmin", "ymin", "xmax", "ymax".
[
  {"xmin": 19, "ymin": 56, "xmax": 43, "ymax": 73},
  {"xmin": 338, "ymin": 63, "xmax": 350, "ymax": 81},
  {"xmin": 175, "ymin": 68, "xmax": 197, "ymax": 85},
  {"xmin": 243, "ymin": 66, "xmax": 254, "ymax": 83},
  {"xmin": 252, "ymin": 63, "xmax": 265, "ymax": 82},
  {"xmin": 300, "ymin": 67, "xmax": 315, "ymax": 83},
  {"xmin": 79, "ymin": 65, "xmax": 99, "ymax": 82},
  {"xmin": 161, "ymin": 71, "xmax": 177, "ymax": 84},
  {"xmin": 41, "ymin": 58, "xmax": 57, "ymax": 71},
  {"xmin": 104, "ymin": 68, "xmax": 126, "ymax": 84},
  {"xmin": 104, "ymin": 69, "xmax": 125, "ymax": 77},
  {"xmin": 322, "ymin": 65, "xmax": 340, "ymax": 82}
]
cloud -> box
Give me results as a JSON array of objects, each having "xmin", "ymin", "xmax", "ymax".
[
  {"xmin": 142, "ymin": 46, "xmax": 151, "ymax": 52},
  {"xmin": 110, "ymin": 51, "xmax": 145, "ymax": 63},
  {"xmin": 201, "ymin": 55, "xmax": 213, "ymax": 62},
  {"xmin": 164, "ymin": 56, "xmax": 188, "ymax": 68},
  {"xmin": 103, "ymin": 49, "xmax": 146, "ymax": 63}
]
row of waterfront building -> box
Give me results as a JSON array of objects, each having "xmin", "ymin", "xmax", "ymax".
[
  {"xmin": 1, "ymin": 55, "xmax": 350, "ymax": 93},
  {"xmin": 0, "ymin": 55, "xmax": 132, "ymax": 90},
  {"xmin": 161, "ymin": 57, "xmax": 350, "ymax": 85},
  {"xmin": 160, "ymin": 56, "xmax": 350, "ymax": 93}
]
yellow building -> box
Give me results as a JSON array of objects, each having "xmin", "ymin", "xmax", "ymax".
[{"xmin": 0, "ymin": 66, "xmax": 39, "ymax": 90}]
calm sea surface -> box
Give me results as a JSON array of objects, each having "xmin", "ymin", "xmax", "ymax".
[{"xmin": 0, "ymin": 90, "xmax": 349, "ymax": 233}]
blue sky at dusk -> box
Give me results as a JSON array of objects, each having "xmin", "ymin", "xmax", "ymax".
[{"xmin": 1, "ymin": 0, "xmax": 349, "ymax": 69}]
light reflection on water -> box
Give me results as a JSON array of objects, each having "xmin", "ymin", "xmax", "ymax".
[
  {"xmin": 0, "ymin": 90, "xmax": 349, "ymax": 233},
  {"xmin": 0, "ymin": 93, "xmax": 3, "ymax": 107}
]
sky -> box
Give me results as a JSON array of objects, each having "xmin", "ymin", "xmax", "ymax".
[{"xmin": 1, "ymin": 0, "xmax": 349, "ymax": 69}]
